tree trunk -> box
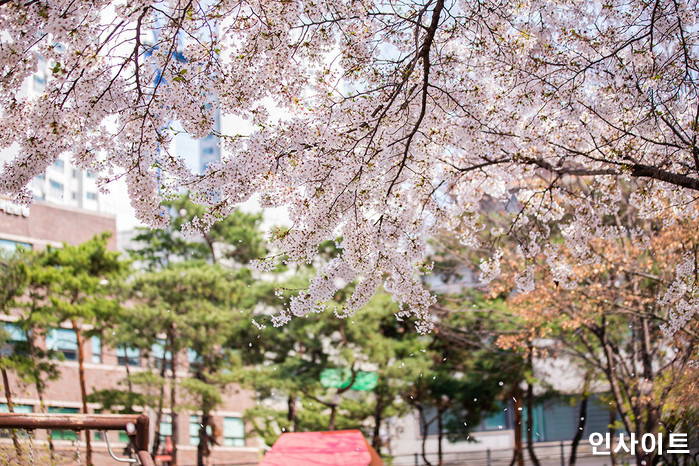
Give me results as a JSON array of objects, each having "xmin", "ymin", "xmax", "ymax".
[
  {"xmin": 169, "ymin": 327, "xmax": 179, "ymax": 466},
  {"xmin": 569, "ymin": 392, "xmax": 589, "ymax": 466},
  {"xmin": 639, "ymin": 404, "xmax": 660, "ymax": 466},
  {"xmin": 151, "ymin": 356, "xmax": 168, "ymax": 457},
  {"xmin": 119, "ymin": 347, "xmax": 136, "ymax": 458},
  {"xmin": 609, "ymin": 406, "xmax": 617, "ymax": 466},
  {"xmin": 123, "ymin": 347, "xmax": 133, "ymax": 392},
  {"xmin": 72, "ymin": 321, "xmax": 92, "ymax": 465},
  {"xmin": 287, "ymin": 395, "xmax": 298, "ymax": 432},
  {"xmin": 2, "ymin": 367, "xmax": 23, "ymax": 461},
  {"xmin": 597, "ymin": 325, "xmax": 634, "ymax": 435},
  {"xmin": 328, "ymin": 403, "xmax": 337, "ymax": 431},
  {"xmin": 203, "ymin": 233, "xmax": 217, "ymax": 264},
  {"xmin": 436, "ymin": 406, "xmax": 444, "ymax": 466},
  {"xmin": 372, "ymin": 392, "xmax": 383, "ymax": 453},
  {"xmin": 511, "ymin": 389, "xmax": 524, "ymax": 466},
  {"xmin": 639, "ymin": 316, "xmax": 659, "ymax": 466},
  {"xmin": 417, "ymin": 405, "xmax": 433, "ymax": 466},
  {"xmin": 197, "ymin": 411, "xmax": 211, "ymax": 466},
  {"xmin": 196, "ymin": 361, "xmax": 213, "ymax": 466},
  {"xmin": 525, "ymin": 383, "xmax": 540, "ymax": 466},
  {"xmin": 25, "ymin": 329, "xmax": 54, "ymax": 457}
]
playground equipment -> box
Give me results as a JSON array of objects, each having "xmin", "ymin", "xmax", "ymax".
[{"xmin": 0, "ymin": 413, "xmax": 155, "ymax": 465}]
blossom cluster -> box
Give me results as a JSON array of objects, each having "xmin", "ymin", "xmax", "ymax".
[{"xmin": 0, "ymin": 0, "xmax": 697, "ymax": 332}]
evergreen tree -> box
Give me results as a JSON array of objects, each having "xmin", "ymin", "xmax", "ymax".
[
  {"xmin": 121, "ymin": 193, "xmax": 272, "ymax": 466},
  {"xmin": 128, "ymin": 193, "xmax": 266, "ymax": 269},
  {"xmin": 31, "ymin": 233, "xmax": 127, "ymax": 465},
  {"xmin": 3, "ymin": 248, "xmax": 67, "ymax": 459},
  {"xmin": 0, "ymin": 249, "xmax": 31, "ymax": 460}
]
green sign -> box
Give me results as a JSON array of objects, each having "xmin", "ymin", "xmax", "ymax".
[{"xmin": 320, "ymin": 368, "xmax": 378, "ymax": 391}]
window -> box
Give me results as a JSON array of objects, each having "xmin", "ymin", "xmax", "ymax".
[
  {"xmin": 189, "ymin": 415, "xmax": 211, "ymax": 446},
  {"xmin": 0, "ymin": 403, "xmax": 32, "ymax": 413},
  {"xmin": 159, "ymin": 414, "xmax": 172, "ymax": 444},
  {"xmin": 46, "ymin": 328, "xmax": 78, "ymax": 361},
  {"xmin": 481, "ymin": 407, "xmax": 509, "ymax": 431},
  {"xmin": 1, "ymin": 322, "xmax": 26, "ymax": 342},
  {"xmin": 72, "ymin": 168, "xmax": 79, "ymax": 178},
  {"xmin": 71, "ymin": 192, "xmax": 78, "ymax": 200},
  {"xmin": 418, "ymin": 407, "xmax": 469, "ymax": 437},
  {"xmin": 49, "ymin": 406, "xmax": 79, "ymax": 440},
  {"xmin": 86, "ymin": 192, "xmax": 97, "ymax": 200},
  {"xmin": 117, "ymin": 347, "xmax": 140, "ymax": 367},
  {"xmin": 94, "ymin": 412, "xmax": 130, "ymax": 443},
  {"xmin": 94, "ymin": 409, "xmax": 104, "ymax": 441},
  {"xmin": 187, "ymin": 348, "xmax": 202, "ymax": 368},
  {"xmin": 93, "ymin": 426, "xmax": 129, "ymax": 443},
  {"xmin": 152, "ymin": 340, "xmax": 171, "ymax": 371},
  {"xmin": 52, "ymin": 159, "xmax": 64, "ymax": 171},
  {"xmin": 118, "ymin": 430, "xmax": 131, "ymax": 443},
  {"xmin": 1, "ymin": 322, "xmax": 26, "ymax": 357},
  {"xmin": 0, "ymin": 403, "xmax": 32, "ymax": 438},
  {"xmin": 86, "ymin": 170, "xmax": 98, "ymax": 179},
  {"xmin": 538, "ymin": 395, "xmax": 617, "ymax": 442},
  {"xmin": 49, "ymin": 179, "xmax": 64, "ymax": 198},
  {"xmin": 223, "ymin": 417, "xmax": 245, "ymax": 447},
  {"xmin": 0, "ymin": 239, "xmax": 31, "ymax": 254},
  {"xmin": 202, "ymin": 147, "xmax": 215, "ymax": 154},
  {"xmin": 189, "ymin": 415, "xmax": 200, "ymax": 446},
  {"xmin": 91, "ymin": 336, "xmax": 101, "ymax": 364}
]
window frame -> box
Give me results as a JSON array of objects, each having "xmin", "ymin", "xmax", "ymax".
[
  {"xmin": 48, "ymin": 406, "xmax": 79, "ymax": 440},
  {"xmin": 116, "ymin": 346, "xmax": 140, "ymax": 367},
  {"xmin": 46, "ymin": 328, "xmax": 78, "ymax": 361},
  {"xmin": 223, "ymin": 417, "xmax": 245, "ymax": 447}
]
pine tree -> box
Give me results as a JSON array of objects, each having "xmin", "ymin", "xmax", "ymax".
[
  {"xmin": 121, "ymin": 193, "xmax": 271, "ymax": 466},
  {"xmin": 34, "ymin": 233, "xmax": 127, "ymax": 465}
]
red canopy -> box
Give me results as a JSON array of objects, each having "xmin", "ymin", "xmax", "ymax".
[{"xmin": 259, "ymin": 430, "xmax": 383, "ymax": 466}]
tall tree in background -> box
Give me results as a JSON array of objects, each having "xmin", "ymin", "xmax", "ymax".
[
  {"xmin": 459, "ymin": 192, "xmax": 699, "ymax": 466},
  {"xmin": 121, "ymin": 194, "xmax": 270, "ymax": 466},
  {"xmin": 118, "ymin": 265, "xmax": 234, "ymax": 466},
  {"xmin": 245, "ymin": 301, "xmax": 428, "ymax": 447},
  {"xmin": 506, "ymin": 222, "xmax": 699, "ymax": 466},
  {"xmin": 442, "ymin": 306, "xmax": 563, "ymax": 466},
  {"xmin": 428, "ymin": 296, "xmax": 539, "ymax": 466},
  {"xmin": 169, "ymin": 263, "xmax": 260, "ymax": 466},
  {"xmin": 39, "ymin": 233, "xmax": 127, "ymax": 465},
  {"xmin": 3, "ymin": 248, "xmax": 70, "ymax": 459},
  {"xmin": 0, "ymin": 249, "xmax": 30, "ymax": 461},
  {"xmin": 245, "ymin": 275, "xmax": 510, "ymax": 461},
  {"xmin": 128, "ymin": 193, "xmax": 266, "ymax": 269},
  {"xmin": 404, "ymin": 340, "xmax": 507, "ymax": 466}
]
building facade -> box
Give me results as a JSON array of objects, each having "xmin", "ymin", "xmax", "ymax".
[
  {"xmin": 0, "ymin": 200, "xmax": 260, "ymax": 465},
  {"xmin": 388, "ymin": 394, "xmax": 618, "ymax": 465}
]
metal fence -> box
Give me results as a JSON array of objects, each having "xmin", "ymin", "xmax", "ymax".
[{"xmin": 386, "ymin": 441, "xmax": 627, "ymax": 466}]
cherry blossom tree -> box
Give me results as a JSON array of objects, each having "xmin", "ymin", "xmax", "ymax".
[{"xmin": 1, "ymin": 0, "xmax": 697, "ymax": 329}]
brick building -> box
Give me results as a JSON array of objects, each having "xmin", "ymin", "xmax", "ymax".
[{"xmin": 0, "ymin": 199, "xmax": 260, "ymax": 465}]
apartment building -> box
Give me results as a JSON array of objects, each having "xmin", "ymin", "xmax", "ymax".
[
  {"xmin": 28, "ymin": 159, "xmax": 103, "ymax": 212},
  {"xmin": 0, "ymin": 200, "xmax": 260, "ymax": 465}
]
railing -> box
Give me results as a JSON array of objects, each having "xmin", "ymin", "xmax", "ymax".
[
  {"xmin": 386, "ymin": 440, "xmax": 629, "ymax": 465},
  {"xmin": 0, "ymin": 413, "xmax": 154, "ymax": 466}
]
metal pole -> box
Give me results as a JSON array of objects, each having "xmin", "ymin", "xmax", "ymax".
[
  {"xmin": 487, "ymin": 448, "xmax": 491, "ymax": 466},
  {"xmin": 560, "ymin": 441, "xmax": 565, "ymax": 466},
  {"xmin": 414, "ymin": 452, "xmax": 419, "ymax": 465}
]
